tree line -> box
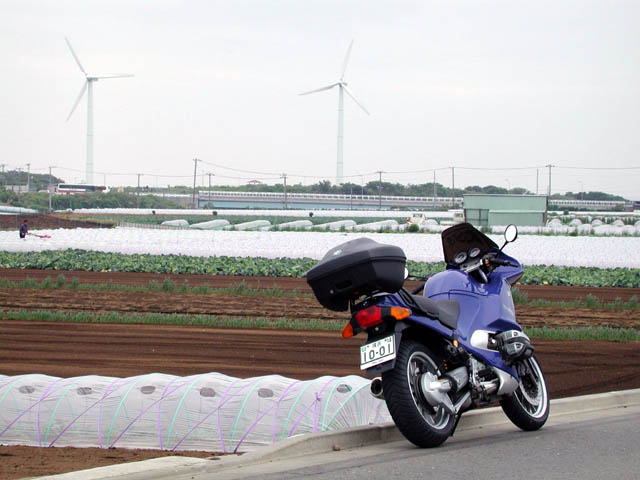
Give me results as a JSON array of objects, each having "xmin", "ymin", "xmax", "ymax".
[{"xmin": 0, "ymin": 168, "xmax": 627, "ymax": 211}]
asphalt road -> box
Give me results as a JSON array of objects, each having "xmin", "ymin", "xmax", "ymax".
[{"xmin": 188, "ymin": 405, "xmax": 640, "ymax": 480}]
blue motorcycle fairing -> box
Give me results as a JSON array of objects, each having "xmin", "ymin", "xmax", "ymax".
[
  {"xmin": 432, "ymin": 248, "xmax": 522, "ymax": 377},
  {"xmin": 376, "ymin": 248, "xmax": 524, "ymax": 379}
]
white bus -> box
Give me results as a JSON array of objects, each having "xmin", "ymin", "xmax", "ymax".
[{"xmin": 55, "ymin": 184, "xmax": 108, "ymax": 195}]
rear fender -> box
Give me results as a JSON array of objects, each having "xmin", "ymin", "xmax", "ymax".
[
  {"xmin": 364, "ymin": 321, "xmax": 410, "ymax": 376},
  {"xmin": 364, "ymin": 320, "xmax": 452, "ymax": 376}
]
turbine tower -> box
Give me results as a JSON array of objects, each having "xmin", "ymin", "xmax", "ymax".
[
  {"xmin": 65, "ymin": 37, "xmax": 133, "ymax": 185},
  {"xmin": 300, "ymin": 40, "xmax": 369, "ymax": 185}
]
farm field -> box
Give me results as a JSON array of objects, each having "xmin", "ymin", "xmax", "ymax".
[
  {"xmin": 1, "ymin": 268, "xmax": 639, "ymax": 478},
  {"xmin": 3, "ymin": 226, "xmax": 640, "ymax": 269},
  {"xmin": 1, "ymin": 271, "xmax": 640, "ymax": 329}
]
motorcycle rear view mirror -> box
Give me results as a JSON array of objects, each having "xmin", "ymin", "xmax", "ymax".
[
  {"xmin": 499, "ymin": 224, "xmax": 518, "ymax": 252},
  {"xmin": 504, "ymin": 224, "xmax": 518, "ymax": 243}
]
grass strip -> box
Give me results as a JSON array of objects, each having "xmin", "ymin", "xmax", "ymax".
[
  {"xmin": 0, "ymin": 276, "xmax": 308, "ymax": 298},
  {"xmin": 0, "ymin": 309, "xmax": 344, "ymax": 331},
  {"xmin": 512, "ymin": 288, "xmax": 640, "ymax": 311},
  {"xmin": 525, "ymin": 326, "xmax": 640, "ymax": 342},
  {"xmin": 2, "ymin": 309, "xmax": 638, "ymax": 342}
]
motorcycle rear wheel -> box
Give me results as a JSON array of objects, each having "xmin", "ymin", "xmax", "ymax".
[
  {"xmin": 500, "ymin": 355, "xmax": 550, "ymax": 431},
  {"xmin": 381, "ymin": 339, "xmax": 455, "ymax": 448}
]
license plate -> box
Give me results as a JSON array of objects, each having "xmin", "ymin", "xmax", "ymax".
[{"xmin": 360, "ymin": 334, "xmax": 396, "ymax": 370}]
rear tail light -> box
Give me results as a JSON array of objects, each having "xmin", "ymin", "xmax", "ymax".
[
  {"xmin": 353, "ymin": 306, "xmax": 383, "ymax": 328},
  {"xmin": 353, "ymin": 305, "xmax": 411, "ymax": 329}
]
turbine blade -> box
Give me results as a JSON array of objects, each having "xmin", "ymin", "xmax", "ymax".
[
  {"xmin": 299, "ymin": 83, "xmax": 339, "ymax": 96},
  {"xmin": 66, "ymin": 81, "xmax": 87, "ymax": 122},
  {"xmin": 342, "ymin": 85, "xmax": 370, "ymax": 115},
  {"xmin": 91, "ymin": 73, "xmax": 135, "ymax": 79},
  {"xmin": 340, "ymin": 39, "xmax": 354, "ymax": 81},
  {"xmin": 65, "ymin": 37, "xmax": 87, "ymax": 75}
]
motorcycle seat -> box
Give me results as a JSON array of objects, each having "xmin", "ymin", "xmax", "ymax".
[
  {"xmin": 399, "ymin": 289, "xmax": 460, "ymax": 330},
  {"xmin": 433, "ymin": 300, "xmax": 460, "ymax": 330}
]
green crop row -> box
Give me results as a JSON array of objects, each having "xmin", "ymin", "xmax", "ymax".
[
  {"xmin": 2, "ymin": 309, "xmax": 637, "ymax": 341},
  {"xmin": 0, "ymin": 249, "xmax": 639, "ymax": 287},
  {"xmin": 0, "ymin": 249, "xmax": 315, "ymax": 277},
  {"xmin": 0, "ymin": 275, "xmax": 306, "ymax": 297}
]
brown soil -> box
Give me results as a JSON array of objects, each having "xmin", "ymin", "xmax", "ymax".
[
  {"xmin": 0, "ymin": 446, "xmax": 217, "ymax": 480},
  {"xmin": 0, "ymin": 214, "xmax": 113, "ymax": 231},
  {"xmin": 0, "ymin": 287, "xmax": 340, "ymax": 321},
  {"xmin": 0, "ymin": 269, "xmax": 639, "ymax": 479},
  {"xmin": 2, "ymin": 286, "xmax": 640, "ymax": 329},
  {"xmin": 2, "ymin": 269, "xmax": 640, "ymax": 301}
]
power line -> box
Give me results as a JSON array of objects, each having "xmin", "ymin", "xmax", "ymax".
[
  {"xmin": 554, "ymin": 165, "xmax": 640, "ymax": 170},
  {"xmin": 455, "ymin": 166, "xmax": 545, "ymax": 171},
  {"xmin": 199, "ymin": 160, "xmax": 276, "ymax": 177},
  {"xmin": 200, "ymin": 159, "xmax": 381, "ymax": 180}
]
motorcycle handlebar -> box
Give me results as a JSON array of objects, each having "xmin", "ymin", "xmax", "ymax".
[{"xmin": 487, "ymin": 257, "xmax": 517, "ymax": 268}]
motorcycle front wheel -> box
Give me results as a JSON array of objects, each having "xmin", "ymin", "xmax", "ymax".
[
  {"xmin": 500, "ymin": 355, "xmax": 550, "ymax": 431},
  {"xmin": 381, "ymin": 339, "xmax": 455, "ymax": 448}
]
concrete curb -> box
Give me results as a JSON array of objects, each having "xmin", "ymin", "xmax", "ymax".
[{"xmin": 35, "ymin": 388, "xmax": 640, "ymax": 479}]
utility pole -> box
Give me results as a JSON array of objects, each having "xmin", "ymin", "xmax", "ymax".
[
  {"xmin": 25, "ymin": 163, "xmax": 31, "ymax": 193},
  {"xmin": 536, "ymin": 169, "xmax": 539, "ymax": 195},
  {"xmin": 545, "ymin": 164, "xmax": 554, "ymax": 197},
  {"xmin": 377, "ymin": 170, "xmax": 384, "ymax": 210},
  {"xmin": 282, "ymin": 173, "xmax": 288, "ymax": 209},
  {"xmin": 136, "ymin": 173, "xmax": 141, "ymax": 208},
  {"xmin": 433, "ymin": 170, "xmax": 437, "ymax": 202},
  {"xmin": 451, "ymin": 167, "xmax": 455, "ymax": 208},
  {"xmin": 192, "ymin": 158, "xmax": 201, "ymax": 208},
  {"xmin": 48, "ymin": 166, "xmax": 55, "ymax": 212},
  {"xmin": 207, "ymin": 172, "xmax": 214, "ymax": 207}
]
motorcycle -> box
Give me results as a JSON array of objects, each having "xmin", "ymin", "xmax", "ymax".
[{"xmin": 306, "ymin": 222, "xmax": 549, "ymax": 448}]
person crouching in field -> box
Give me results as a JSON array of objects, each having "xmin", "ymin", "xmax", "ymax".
[{"xmin": 19, "ymin": 219, "xmax": 28, "ymax": 239}]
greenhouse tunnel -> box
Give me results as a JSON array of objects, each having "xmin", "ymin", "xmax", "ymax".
[{"xmin": 0, "ymin": 373, "xmax": 391, "ymax": 452}]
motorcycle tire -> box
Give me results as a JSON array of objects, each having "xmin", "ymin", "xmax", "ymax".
[
  {"xmin": 381, "ymin": 339, "xmax": 455, "ymax": 448},
  {"xmin": 500, "ymin": 355, "xmax": 550, "ymax": 431}
]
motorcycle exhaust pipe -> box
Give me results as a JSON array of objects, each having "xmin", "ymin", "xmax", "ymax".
[{"xmin": 370, "ymin": 377, "xmax": 384, "ymax": 399}]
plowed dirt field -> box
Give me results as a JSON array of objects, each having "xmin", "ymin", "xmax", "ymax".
[
  {"xmin": 1, "ymin": 269, "xmax": 639, "ymax": 479},
  {"xmin": 0, "ymin": 214, "xmax": 112, "ymax": 230}
]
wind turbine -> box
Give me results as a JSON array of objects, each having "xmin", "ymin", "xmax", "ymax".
[
  {"xmin": 65, "ymin": 37, "xmax": 133, "ymax": 185},
  {"xmin": 300, "ymin": 40, "xmax": 369, "ymax": 185}
]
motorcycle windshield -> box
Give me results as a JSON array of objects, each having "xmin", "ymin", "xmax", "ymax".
[{"xmin": 441, "ymin": 223, "xmax": 498, "ymax": 264}]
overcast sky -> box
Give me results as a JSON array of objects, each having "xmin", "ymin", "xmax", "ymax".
[{"xmin": 1, "ymin": 0, "xmax": 639, "ymax": 199}]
